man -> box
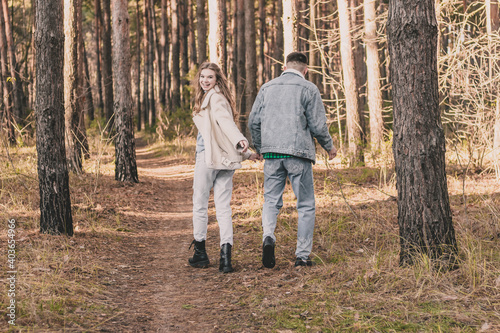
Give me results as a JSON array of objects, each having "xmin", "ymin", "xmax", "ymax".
[{"xmin": 248, "ymin": 51, "xmax": 337, "ymax": 268}]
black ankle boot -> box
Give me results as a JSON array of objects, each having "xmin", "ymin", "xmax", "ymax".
[
  {"xmin": 219, "ymin": 243, "xmax": 234, "ymax": 273},
  {"xmin": 189, "ymin": 240, "xmax": 209, "ymax": 268}
]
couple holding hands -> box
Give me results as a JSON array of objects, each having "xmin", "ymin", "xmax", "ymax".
[{"xmin": 189, "ymin": 51, "xmax": 337, "ymax": 273}]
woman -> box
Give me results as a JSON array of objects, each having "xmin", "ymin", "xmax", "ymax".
[{"xmin": 189, "ymin": 62, "xmax": 259, "ymax": 273}]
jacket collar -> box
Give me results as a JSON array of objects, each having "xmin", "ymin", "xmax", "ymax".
[
  {"xmin": 201, "ymin": 85, "xmax": 221, "ymax": 109},
  {"xmin": 282, "ymin": 68, "xmax": 305, "ymax": 79}
]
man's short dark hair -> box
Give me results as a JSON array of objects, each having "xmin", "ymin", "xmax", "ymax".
[{"xmin": 286, "ymin": 52, "xmax": 308, "ymax": 65}]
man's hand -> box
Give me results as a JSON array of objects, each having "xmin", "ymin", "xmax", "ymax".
[
  {"xmin": 238, "ymin": 140, "xmax": 249, "ymax": 153},
  {"xmin": 328, "ymin": 147, "xmax": 337, "ymax": 160},
  {"xmin": 248, "ymin": 153, "xmax": 263, "ymax": 161}
]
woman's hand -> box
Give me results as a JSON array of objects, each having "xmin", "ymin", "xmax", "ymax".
[{"xmin": 237, "ymin": 140, "xmax": 249, "ymax": 153}]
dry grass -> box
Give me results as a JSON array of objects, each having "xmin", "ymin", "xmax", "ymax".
[{"xmin": 0, "ymin": 136, "xmax": 499, "ymax": 332}]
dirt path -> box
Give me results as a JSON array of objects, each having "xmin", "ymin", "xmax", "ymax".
[{"xmin": 97, "ymin": 144, "xmax": 258, "ymax": 332}]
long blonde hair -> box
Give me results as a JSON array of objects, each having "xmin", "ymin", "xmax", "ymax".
[{"xmin": 192, "ymin": 62, "xmax": 237, "ymax": 121}]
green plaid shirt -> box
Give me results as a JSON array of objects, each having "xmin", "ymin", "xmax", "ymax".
[{"xmin": 262, "ymin": 152, "xmax": 294, "ymax": 159}]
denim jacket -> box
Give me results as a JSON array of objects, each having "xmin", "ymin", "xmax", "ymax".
[{"xmin": 248, "ymin": 69, "xmax": 334, "ymax": 163}]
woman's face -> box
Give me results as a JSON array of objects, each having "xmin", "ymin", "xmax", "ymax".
[{"xmin": 200, "ymin": 69, "xmax": 217, "ymax": 91}]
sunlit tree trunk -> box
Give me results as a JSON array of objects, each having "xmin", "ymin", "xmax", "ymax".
[
  {"xmin": 282, "ymin": 0, "xmax": 297, "ymax": 58},
  {"xmin": 388, "ymin": 0, "xmax": 457, "ymax": 266},
  {"xmin": 338, "ymin": 0, "xmax": 363, "ymax": 165},
  {"xmin": 113, "ymin": 0, "xmax": 138, "ymax": 183},
  {"xmin": 64, "ymin": 0, "xmax": 82, "ymax": 173},
  {"xmin": 142, "ymin": 0, "xmax": 150, "ymax": 126},
  {"xmin": 208, "ymin": 0, "xmax": 224, "ymax": 66},
  {"xmin": 35, "ymin": 0, "xmax": 73, "ymax": 235},
  {"xmin": 102, "ymin": 0, "xmax": 114, "ymax": 129},
  {"xmin": 364, "ymin": 0, "xmax": 383, "ymax": 151},
  {"xmin": 244, "ymin": 0, "xmax": 256, "ymax": 139}
]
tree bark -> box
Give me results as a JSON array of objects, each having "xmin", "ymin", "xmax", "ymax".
[
  {"xmin": 136, "ymin": 0, "xmax": 141, "ymax": 130},
  {"xmin": 148, "ymin": 0, "xmax": 156, "ymax": 127},
  {"xmin": 273, "ymin": 0, "xmax": 283, "ymax": 77},
  {"xmin": 180, "ymin": 0, "xmax": 189, "ymax": 89},
  {"xmin": 486, "ymin": 0, "xmax": 500, "ymax": 177},
  {"xmin": 142, "ymin": 0, "xmax": 150, "ymax": 126},
  {"xmin": 170, "ymin": 0, "xmax": 181, "ymax": 109},
  {"xmin": 0, "ymin": 4, "xmax": 13, "ymax": 144},
  {"xmin": 35, "ymin": 0, "xmax": 73, "ymax": 235},
  {"xmin": 258, "ymin": 0, "xmax": 266, "ymax": 86},
  {"xmin": 282, "ymin": 0, "xmax": 297, "ymax": 58},
  {"xmin": 364, "ymin": 0, "xmax": 383, "ymax": 151},
  {"xmin": 1, "ymin": 0, "xmax": 24, "ymax": 123},
  {"xmin": 94, "ymin": 0, "xmax": 104, "ymax": 114},
  {"xmin": 102, "ymin": 0, "xmax": 114, "ymax": 129},
  {"xmin": 208, "ymin": 0, "xmax": 224, "ymax": 66},
  {"xmin": 188, "ymin": 0, "xmax": 197, "ymax": 69},
  {"xmin": 236, "ymin": 0, "xmax": 245, "ymax": 123},
  {"xmin": 83, "ymin": 44, "xmax": 95, "ymax": 123},
  {"xmin": 197, "ymin": 0, "xmax": 207, "ymax": 64},
  {"xmin": 113, "ymin": 0, "xmax": 139, "ymax": 183},
  {"xmin": 338, "ymin": 0, "xmax": 363, "ymax": 165},
  {"xmin": 387, "ymin": 0, "xmax": 457, "ymax": 266},
  {"xmin": 244, "ymin": 0, "xmax": 257, "ymax": 139},
  {"xmin": 64, "ymin": 0, "xmax": 83, "ymax": 173}
]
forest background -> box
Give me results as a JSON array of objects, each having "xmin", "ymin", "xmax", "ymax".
[{"xmin": 0, "ymin": 0, "xmax": 499, "ymax": 331}]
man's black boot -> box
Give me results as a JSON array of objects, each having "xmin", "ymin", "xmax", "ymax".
[
  {"xmin": 219, "ymin": 243, "xmax": 234, "ymax": 273},
  {"xmin": 262, "ymin": 236, "xmax": 276, "ymax": 268},
  {"xmin": 188, "ymin": 240, "xmax": 210, "ymax": 268}
]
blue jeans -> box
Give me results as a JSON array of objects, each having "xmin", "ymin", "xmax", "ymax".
[{"xmin": 262, "ymin": 157, "xmax": 315, "ymax": 259}]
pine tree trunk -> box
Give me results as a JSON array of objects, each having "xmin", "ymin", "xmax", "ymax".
[
  {"xmin": 208, "ymin": 0, "xmax": 223, "ymax": 66},
  {"xmin": 35, "ymin": 0, "xmax": 73, "ymax": 235},
  {"xmin": 0, "ymin": 5, "xmax": 13, "ymax": 144},
  {"xmin": 83, "ymin": 45, "xmax": 95, "ymax": 123},
  {"xmin": 282, "ymin": 0, "xmax": 297, "ymax": 58},
  {"xmin": 364, "ymin": 0, "xmax": 383, "ymax": 151},
  {"xmin": 142, "ymin": 0, "xmax": 150, "ymax": 126},
  {"xmin": 273, "ymin": 0, "xmax": 283, "ymax": 77},
  {"xmin": 64, "ymin": 0, "xmax": 82, "ymax": 173},
  {"xmin": 77, "ymin": 3, "xmax": 89, "ymax": 159},
  {"xmin": 244, "ymin": 0, "xmax": 257, "ymax": 139},
  {"xmin": 338, "ymin": 0, "xmax": 363, "ymax": 165},
  {"xmin": 180, "ymin": 0, "xmax": 189, "ymax": 89},
  {"xmin": 94, "ymin": 0, "xmax": 104, "ymax": 115},
  {"xmin": 197, "ymin": 0, "xmax": 206, "ymax": 64},
  {"xmin": 487, "ymin": 0, "xmax": 500, "ymax": 177},
  {"xmin": 236, "ymin": 0, "xmax": 246, "ymax": 126},
  {"xmin": 113, "ymin": 0, "xmax": 139, "ymax": 183},
  {"xmin": 148, "ymin": 0, "xmax": 156, "ymax": 127},
  {"xmin": 1, "ymin": 0, "xmax": 24, "ymax": 123},
  {"xmin": 387, "ymin": 0, "xmax": 457, "ymax": 266},
  {"xmin": 136, "ymin": 0, "xmax": 142, "ymax": 130},
  {"xmin": 170, "ymin": 0, "xmax": 181, "ymax": 109},
  {"xmin": 258, "ymin": 0, "xmax": 266, "ymax": 87},
  {"xmin": 102, "ymin": 0, "xmax": 114, "ymax": 129}
]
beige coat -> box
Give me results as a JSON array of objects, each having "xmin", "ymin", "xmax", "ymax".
[{"xmin": 193, "ymin": 86, "xmax": 251, "ymax": 169}]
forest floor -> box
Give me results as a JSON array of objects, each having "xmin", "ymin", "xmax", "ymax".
[{"xmin": 0, "ymin": 135, "xmax": 499, "ymax": 332}]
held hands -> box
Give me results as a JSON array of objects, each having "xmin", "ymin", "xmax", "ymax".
[
  {"xmin": 328, "ymin": 147, "xmax": 337, "ymax": 160},
  {"xmin": 248, "ymin": 153, "xmax": 263, "ymax": 161}
]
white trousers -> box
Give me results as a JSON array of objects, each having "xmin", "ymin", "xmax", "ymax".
[{"xmin": 192, "ymin": 151, "xmax": 235, "ymax": 246}]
